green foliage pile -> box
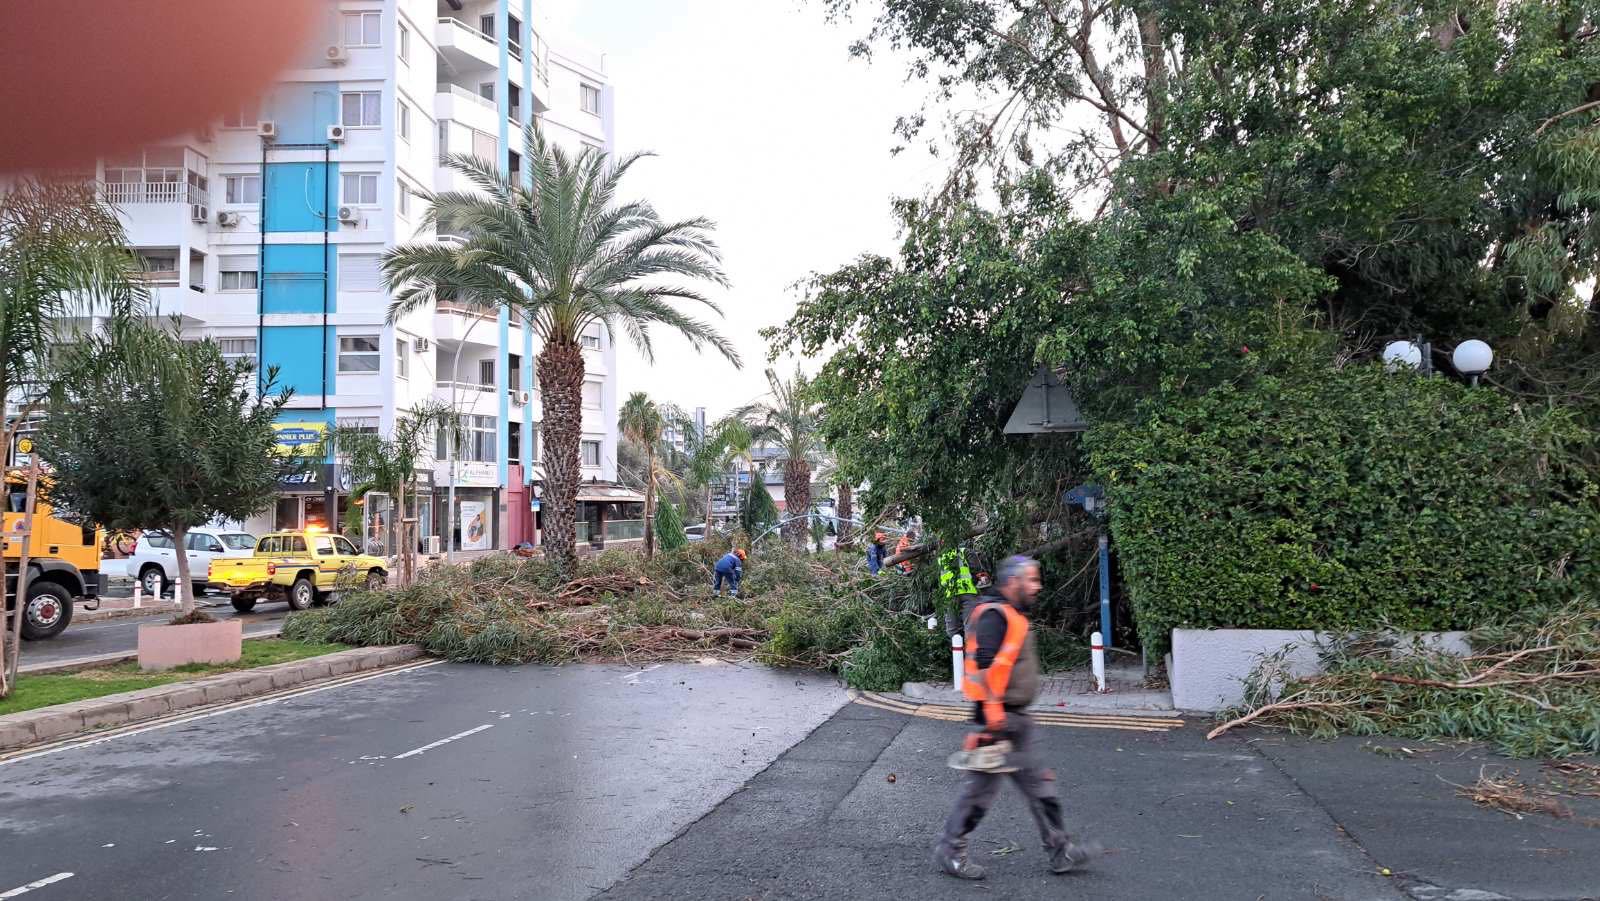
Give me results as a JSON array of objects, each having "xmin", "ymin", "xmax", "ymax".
[
  {"xmin": 1089, "ymin": 365, "xmax": 1600, "ymax": 652},
  {"xmin": 740, "ymin": 483, "xmax": 780, "ymax": 536},
  {"xmin": 1217, "ymin": 601, "xmax": 1600, "ymax": 758}
]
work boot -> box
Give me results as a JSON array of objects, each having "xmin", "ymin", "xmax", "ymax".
[
  {"xmin": 933, "ymin": 845, "xmax": 987, "ymax": 880},
  {"xmin": 1049, "ymin": 839, "xmax": 1103, "ymax": 874}
]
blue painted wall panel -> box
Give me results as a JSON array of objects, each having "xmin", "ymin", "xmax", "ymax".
[
  {"xmin": 262, "ymin": 244, "xmax": 335, "ymax": 314},
  {"xmin": 264, "ymin": 162, "xmax": 339, "ymax": 234},
  {"xmin": 263, "ymin": 84, "xmax": 340, "ymax": 145},
  {"xmin": 261, "ymin": 325, "xmax": 335, "ymax": 400}
]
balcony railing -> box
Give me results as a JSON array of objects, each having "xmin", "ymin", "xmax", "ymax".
[
  {"xmin": 103, "ymin": 182, "xmax": 206, "ymax": 205},
  {"xmin": 436, "ymin": 379, "xmax": 494, "ymax": 394},
  {"xmin": 439, "ymin": 83, "xmax": 495, "ymax": 112}
]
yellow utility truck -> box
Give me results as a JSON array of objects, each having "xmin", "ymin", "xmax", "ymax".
[
  {"xmin": 3, "ymin": 468, "xmax": 103, "ymax": 640},
  {"xmin": 208, "ymin": 528, "xmax": 387, "ymax": 612}
]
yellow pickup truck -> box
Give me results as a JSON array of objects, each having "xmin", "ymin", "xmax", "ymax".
[{"xmin": 208, "ymin": 529, "xmax": 387, "ymax": 612}]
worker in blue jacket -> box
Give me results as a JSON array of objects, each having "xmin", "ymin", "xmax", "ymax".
[{"xmin": 714, "ymin": 548, "xmax": 746, "ymax": 598}]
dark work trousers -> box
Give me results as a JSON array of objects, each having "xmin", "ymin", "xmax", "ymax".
[
  {"xmin": 938, "ymin": 712, "xmax": 1067, "ymax": 853},
  {"xmin": 713, "ymin": 570, "xmax": 740, "ymax": 595}
]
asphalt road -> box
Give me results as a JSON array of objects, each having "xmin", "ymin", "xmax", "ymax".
[
  {"xmin": 22, "ymin": 606, "xmax": 292, "ymax": 668},
  {"xmin": 0, "ymin": 661, "xmax": 846, "ymax": 901}
]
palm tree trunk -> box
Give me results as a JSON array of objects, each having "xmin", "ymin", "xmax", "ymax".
[
  {"xmin": 643, "ymin": 443, "xmax": 656, "ymax": 559},
  {"xmin": 782, "ymin": 458, "xmax": 811, "ymax": 547},
  {"xmin": 704, "ymin": 484, "xmax": 714, "ymax": 536},
  {"xmin": 836, "ymin": 482, "xmax": 853, "ymax": 548},
  {"xmin": 537, "ymin": 341, "xmax": 585, "ymax": 577}
]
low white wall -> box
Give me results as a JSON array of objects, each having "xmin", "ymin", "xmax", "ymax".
[{"xmin": 1170, "ymin": 628, "xmax": 1471, "ymax": 713}]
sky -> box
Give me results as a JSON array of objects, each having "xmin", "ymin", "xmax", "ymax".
[{"xmin": 542, "ymin": 0, "xmax": 940, "ymax": 418}]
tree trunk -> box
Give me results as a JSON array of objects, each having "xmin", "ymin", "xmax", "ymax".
[
  {"xmin": 537, "ymin": 341, "xmax": 585, "ymax": 577},
  {"xmin": 836, "ymin": 482, "xmax": 853, "ymax": 548},
  {"xmin": 704, "ymin": 484, "xmax": 714, "ymax": 536},
  {"xmin": 171, "ymin": 522, "xmax": 196, "ymax": 614},
  {"xmin": 782, "ymin": 457, "xmax": 811, "ymax": 547},
  {"xmin": 643, "ymin": 443, "xmax": 656, "ymax": 559}
]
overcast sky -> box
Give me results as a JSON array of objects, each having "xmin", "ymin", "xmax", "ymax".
[{"xmin": 542, "ymin": 0, "xmax": 938, "ymax": 418}]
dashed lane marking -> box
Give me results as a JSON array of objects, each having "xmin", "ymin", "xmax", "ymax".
[
  {"xmin": 849, "ymin": 691, "xmax": 1185, "ymax": 733},
  {"xmin": 0, "ymin": 873, "xmax": 74, "ymax": 898},
  {"xmin": 393, "ymin": 723, "xmax": 495, "ymax": 759}
]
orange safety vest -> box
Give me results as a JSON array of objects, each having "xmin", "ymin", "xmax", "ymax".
[{"xmin": 961, "ymin": 601, "xmax": 1029, "ymax": 729}]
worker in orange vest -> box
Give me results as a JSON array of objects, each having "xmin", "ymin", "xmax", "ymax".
[
  {"xmin": 894, "ymin": 528, "xmax": 916, "ymax": 574},
  {"xmin": 934, "ymin": 555, "xmax": 1101, "ymax": 880}
]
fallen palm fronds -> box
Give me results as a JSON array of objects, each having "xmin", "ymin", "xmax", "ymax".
[{"xmin": 1207, "ymin": 601, "xmax": 1600, "ymax": 758}]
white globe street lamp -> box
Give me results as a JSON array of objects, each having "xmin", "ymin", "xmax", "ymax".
[
  {"xmin": 1451, "ymin": 339, "xmax": 1494, "ymax": 386},
  {"xmin": 1382, "ymin": 340, "xmax": 1423, "ymax": 372}
]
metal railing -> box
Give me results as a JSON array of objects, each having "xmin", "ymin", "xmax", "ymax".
[
  {"xmin": 435, "ymin": 379, "xmax": 494, "ymax": 394},
  {"xmin": 437, "ymin": 16, "xmax": 493, "ymax": 49},
  {"xmin": 102, "ymin": 182, "xmax": 206, "ymax": 205},
  {"xmin": 439, "ymin": 83, "xmax": 495, "ymax": 112}
]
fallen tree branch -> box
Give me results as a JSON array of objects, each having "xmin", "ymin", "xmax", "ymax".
[{"xmin": 1206, "ymin": 698, "xmax": 1359, "ymax": 740}]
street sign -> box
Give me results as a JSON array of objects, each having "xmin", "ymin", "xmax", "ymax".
[{"xmin": 1004, "ymin": 366, "xmax": 1088, "ymax": 434}]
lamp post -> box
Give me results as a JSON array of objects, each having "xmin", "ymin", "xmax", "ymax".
[
  {"xmin": 1382, "ymin": 336, "xmax": 1493, "ymax": 385},
  {"xmin": 1451, "ymin": 339, "xmax": 1494, "ymax": 387}
]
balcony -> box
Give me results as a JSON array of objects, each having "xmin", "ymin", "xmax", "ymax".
[
  {"xmin": 436, "ymin": 17, "xmax": 498, "ymax": 73},
  {"xmin": 103, "ymin": 182, "xmax": 207, "ymax": 206}
]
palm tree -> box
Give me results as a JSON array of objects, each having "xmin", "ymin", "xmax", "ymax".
[
  {"xmin": 1, "ymin": 180, "xmax": 146, "ymax": 449},
  {"xmin": 682, "ymin": 414, "xmax": 750, "ymax": 537},
  {"xmin": 736, "ymin": 367, "xmax": 823, "ymax": 546},
  {"xmin": 618, "ymin": 392, "xmax": 684, "ymax": 559},
  {"xmin": 332, "ymin": 401, "xmax": 459, "ymax": 585},
  {"xmin": 382, "ymin": 128, "xmax": 740, "ymax": 575}
]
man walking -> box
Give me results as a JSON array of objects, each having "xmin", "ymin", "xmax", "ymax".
[
  {"xmin": 713, "ymin": 547, "xmax": 745, "ymax": 598},
  {"xmin": 935, "ymin": 555, "xmax": 1100, "ymax": 880}
]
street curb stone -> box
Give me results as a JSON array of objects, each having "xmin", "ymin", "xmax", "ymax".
[{"xmin": 0, "ymin": 645, "xmax": 426, "ymax": 752}]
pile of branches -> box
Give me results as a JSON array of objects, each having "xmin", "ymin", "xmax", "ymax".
[
  {"xmin": 1208, "ymin": 601, "xmax": 1600, "ymax": 758},
  {"xmin": 1457, "ymin": 763, "xmax": 1600, "ymax": 826}
]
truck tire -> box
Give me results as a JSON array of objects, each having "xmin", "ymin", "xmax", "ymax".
[
  {"xmin": 231, "ymin": 597, "xmax": 257, "ymax": 613},
  {"xmin": 140, "ymin": 565, "xmax": 166, "ymax": 597},
  {"xmin": 20, "ymin": 581, "xmax": 73, "ymax": 640},
  {"xmin": 286, "ymin": 577, "xmax": 316, "ymax": 611}
]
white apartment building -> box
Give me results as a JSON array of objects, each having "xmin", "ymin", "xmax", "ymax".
[{"xmin": 84, "ymin": 1, "xmax": 620, "ymax": 552}]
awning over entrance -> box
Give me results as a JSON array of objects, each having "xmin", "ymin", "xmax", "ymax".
[{"xmin": 574, "ymin": 481, "xmax": 646, "ymax": 504}]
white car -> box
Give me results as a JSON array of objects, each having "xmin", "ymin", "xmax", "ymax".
[{"xmin": 130, "ymin": 529, "xmax": 257, "ymax": 598}]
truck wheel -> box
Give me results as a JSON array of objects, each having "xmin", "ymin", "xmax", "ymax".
[
  {"xmin": 365, "ymin": 570, "xmax": 386, "ymax": 591},
  {"xmin": 20, "ymin": 582, "xmax": 73, "ymax": 640},
  {"xmin": 286, "ymin": 577, "xmax": 316, "ymax": 611},
  {"xmin": 230, "ymin": 597, "xmax": 257, "ymax": 613},
  {"xmin": 140, "ymin": 565, "xmax": 166, "ymax": 597}
]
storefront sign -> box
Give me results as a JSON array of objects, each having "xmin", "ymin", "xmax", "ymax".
[
  {"xmin": 279, "ymin": 464, "xmax": 333, "ymax": 492},
  {"xmin": 273, "ymin": 422, "xmax": 327, "ymax": 457},
  {"xmin": 455, "ymin": 461, "xmax": 498, "ymax": 487}
]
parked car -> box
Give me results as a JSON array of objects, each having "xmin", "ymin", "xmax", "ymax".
[
  {"xmin": 684, "ymin": 524, "xmax": 708, "ymax": 542},
  {"xmin": 208, "ymin": 528, "xmax": 387, "ymax": 612},
  {"xmin": 130, "ymin": 528, "xmax": 256, "ymax": 599}
]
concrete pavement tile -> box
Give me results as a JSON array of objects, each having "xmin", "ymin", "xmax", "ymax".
[
  {"xmin": 77, "ymin": 701, "xmax": 132, "ymax": 731},
  {"xmin": 0, "ymin": 719, "xmax": 37, "ymax": 749},
  {"xmin": 199, "ymin": 678, "xmax": 246, "ymax": 704},
  {"xmin": 22, "ymin": 709, "xmax": 86, "ymax": 742},
  {"xmin": 122, "ymin": 694, "xmax": 173, "ymax": 721},
  {"xmin": 230, "ymin": 671, "xmax": 276, "ymax": 696}
]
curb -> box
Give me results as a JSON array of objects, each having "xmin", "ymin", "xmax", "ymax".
[
  {"xmin": 0, "ymin": 644, "xmax": 426, "ymax": 752},
  {"xmin": 19, "ymin": 626, "xmax": 285, "ymax": 675},
  {"xmin": 75, "ymin": 599, "xmax": 235, "ymax": 624}
]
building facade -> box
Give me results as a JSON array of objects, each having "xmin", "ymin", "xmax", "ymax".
[{"xmin": 85, "ymin": 1, "xmax": 620, "ymax": 551}]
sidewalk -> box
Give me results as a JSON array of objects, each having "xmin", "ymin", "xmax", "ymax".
[
  {"xmin": 597, "ymin": 702, "xmax": 1599, "ymax": 900},
  {"xmin": 900, "ymin": 660, "xmax": 1176, "ymax": 715}
]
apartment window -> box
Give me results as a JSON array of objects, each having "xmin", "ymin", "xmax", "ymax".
[
  {"xmin": 217, "ymin": 337, "xmax": 258, "ymax": 365},
  {"xmin": 479, "ymin": 15, "xmax": 495, "ymax": 38},
  {"xmin": 507, "ymin": 14, "xmax": 523, "ymax": 59},
  {"xmin": 398, "ymin": 100, "xmax": 411, "ymax": 142},
  {"xmin": 397, "ymin": 184, "xmax": 411, "ymax": 218},
  {"xmin": 472, "ymin": 129, "xmax": 498, "ymax": 164},
  {"xmin": 438, "ymin": 121, "xmax": 450, "ymax": 159},
  {"xmin": 341, "ymin": 254, "xmax": 382, "ymax": 292},
  {"xmin": 341, "ymin": 172, "xmax": 379, "ymax": 206},
  {"xmin": 340, "ymin": 417, "xmax": 380, "ymax": 435},
  {"xmin": 138, "ymin": 251, "xmax": 179, "ymax": 286},
  {"xmin": 580, "ymin": 328, "xmax": 601, "ymax": 350},
  {"xmin": 443, "ymin": 415, "xmax": 496, "ymax": 463},
  {"xmin": 398, "ymin": 22, "xmax": 410, "ymax": 63},
  {"xmin": 221, "ymin": 102, "xmax": 259, "ymax": 129},
  {"xmin": 340, "ymin": 91, "xmax": 382, "ymax": 127},
  {"xmin": 479, "ymin": 82, "xmax": 495, "ymax": 103},
  {"xmin": 395, "ymin": 338, "xmax": 409, "ymax": 379},
  {"xmin": 342, "ymin": 11, "xmax": 381, "ymax": 48},
  {"xmin": 580, "ymin": 83, "xmax": 601, "ymax": 115},
  {"xmin": 509, "ymin": 85, "xmax": 522, "ymax": 123},
  {"xmin": 478, "ymin": 360, "xmax": 494, "ymax": 388},
  {"xmin": 581, "ymin": 440, "xmax": 601, "ymax": 467},
  {"xmin": 581, "ymin": 381, "xmax": 602, "ymax": 409},
  {"xmin": 223, "ymin": 174, "xmax": 261, "ymax": 205},
  {"xmin": 218, "ymin": 256, "xmax": 259, "ymax": 291},
  {"xmin": 338, "ymin": 336, "xmax": 381, "ymax": 372}
]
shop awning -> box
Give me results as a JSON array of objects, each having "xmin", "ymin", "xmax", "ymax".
[{"xmin": 574, "ymin": 482, "xmax": 647, "ymax": 503}]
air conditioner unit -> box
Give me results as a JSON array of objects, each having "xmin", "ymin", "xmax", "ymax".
[
  {"xmin": 426, "ymin": 535, "xmax": 441, "ymax": 555},
  {"xmin": 216, "ymin": 210, "xmax": 241, "ymax": 227},
  {"xmin": 326, "ymin": 45, "xmax": 349, "ymax": 65},
  {"xmin": 257, "ymin": 121, "xmax": 278, "ymax": 139},
  {"xmin": 511, "ymin": 389, "xmax": 530, "ymax": 406},
  {"xmin": 412, "ymin": 336, "xmax": 431, "ymax": 353},
  {"xmin": 337, "ymin": 205, "xmax": 360, "ymax": 224},
  {"xmin": 327, "ymin": 124, "xmax": 346, "ymax": 144},
  {"xmin": 190, "ymin": 204, "xmax": 209, "ymax": 223}
]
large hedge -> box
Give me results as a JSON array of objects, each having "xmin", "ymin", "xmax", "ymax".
[{"xmin": 1090, "ymin": 365, "xmax": 1600, "ymax": 652}]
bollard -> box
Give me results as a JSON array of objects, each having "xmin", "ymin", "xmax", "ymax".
[
  {"xmin": 132, "ymin": 582, "xmax": 142, "ymax": 608},
  {"xmin": 1090, "ymin": 631, "xmax": 1106, "ymax": 693},
  {"xmin": 951, "ymin": 633, "xmax": 964, "ymax": 687}
]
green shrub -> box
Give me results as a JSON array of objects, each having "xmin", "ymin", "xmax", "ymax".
[
  {"xmin": 656, "ymin": 499, "xmax": 686, "ymax": 552},
  {"xmin": 1090, "ymin": 364, "xmax": 1600, "ymax": 652}
]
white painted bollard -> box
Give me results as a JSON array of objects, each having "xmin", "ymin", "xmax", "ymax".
[
  {"xmin": 132, "ymin": 582, "xmax": 142, "ymax": 608},
  {"xmin": 951, "ymin": 633, "xmax": 964, "ymax": 686},
  {"xmin": 1090, "ymin": 631, "xmax": 1107, "ymax": 693}
]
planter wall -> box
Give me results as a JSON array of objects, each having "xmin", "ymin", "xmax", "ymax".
[
  {"xmin": 138, "ymin": 619, "xmax": 244, "ymax": 671},
  {"xmin": 1169, "ymin": 628, "xmax": 1471, "ymax": 713}
]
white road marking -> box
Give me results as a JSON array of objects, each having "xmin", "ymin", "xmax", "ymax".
[
  {"xmin": 620, "ymin": 663, "xmax": 665, "ymax": 684},
  {"xmin": 0, "ymin": 660, "xmax": 445, "ymax": 767},
  {"xmin": 393, "ymin": 724, "xmax": 494, "ymax": 760},
  {"xmin": 0, "ymin": 873, "xmax": 74, "ymax": 898}
]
